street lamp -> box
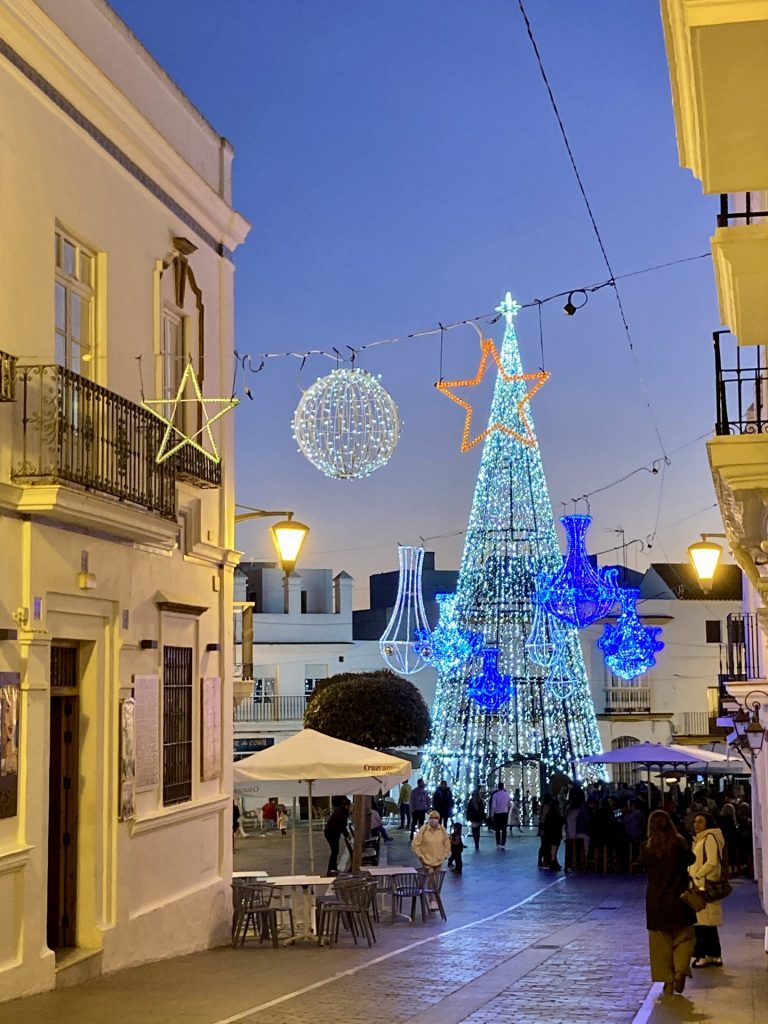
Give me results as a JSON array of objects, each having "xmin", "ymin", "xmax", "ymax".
[
  {"xmin": 234, "ymin": 505, "xmax": 310, "ymax": 575},
  {"xmin": 730, "ymin": 690, "xmax": 768, "ymax": 757},
  {"xmin": 688, "ymin": 533, "xmax": 727, "ymax": 593}
]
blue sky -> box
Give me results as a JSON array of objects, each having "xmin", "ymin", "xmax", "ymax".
[{"xmin": 111, "ymin": 1, "xmax": 723, "ymax": 606}]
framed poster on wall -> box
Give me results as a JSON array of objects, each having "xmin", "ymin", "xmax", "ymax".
[
  {"xmin": 0, "ymin": 672, "xmax": 20, "ymax": 819},
  {"xmin": 119, "ymin": 697, "xmax": 136, "ymax": 821},
  {"xmin": 201, "ymin": 676, "xmax": 221, "ymax": 782}
]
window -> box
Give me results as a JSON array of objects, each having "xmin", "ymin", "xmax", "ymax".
[
  {"xmin": 705, "ymin": 620, "xmax": 722, "ymax": 644},
  {"xmin": 55, "ymin": 231, "xmax": 95, "ymax": 377},
  {"xmin": 161, "ymin": 308, "xmax": 185, "ymax": 399},
  {"xmin": 162, "ymin": 646, "xmax": 193, "ymax": 806},
  {"xmin": 252, "ymin": 677, "xmax": 275, "ymax": 704},
  {"xmin": 305, "ymin": 664, "xmax": 328, "ymax": 701},
  {"xmin": 611, "ymin": 735, "xmax": 640, "ymax": 786}
]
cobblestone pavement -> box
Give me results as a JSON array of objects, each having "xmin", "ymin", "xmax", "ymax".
[{"xmin": 3, "ymin": 828, "xmax": 766, "ymax": 1024}]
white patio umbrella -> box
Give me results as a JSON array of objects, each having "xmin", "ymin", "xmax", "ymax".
[
  {"xmin": 233, "ymin": 729, "xmax": 411, "ymax": 871},
  {"xmin": 579, "ymin": 741, "xmax": 706, "ymax": 792}
]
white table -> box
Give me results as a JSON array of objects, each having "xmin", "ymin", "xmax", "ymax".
[
  {"xmin": 366, "ymin": 866, "xmax": 418, "ymax": 921},
  {"xmin": 233, "ymin": 870, "xmax": 268, "ymax": 880},
  {"xmin": 266, "ymin": 874, "xmax": 335, "ymax": 943}
]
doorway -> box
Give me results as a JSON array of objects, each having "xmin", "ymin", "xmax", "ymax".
[{"xmin": 47, "ymin": 644, "xmax": 80, "ymax": 951}]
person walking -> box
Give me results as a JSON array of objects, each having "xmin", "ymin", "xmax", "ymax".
[
  {"xmin": 543, "ymin": 797, "xmax": 563, "ymax": 870},
  {"xmin": 324, "ymin": 798, "xmax": 351, "ymax": 875},
  {"xmin": 410, "ymin": 778, "xmax": 431, "ymax": 837},
  {"xmin": 466, "ymin": 790, "xmax": 486, "ymax": 851},
  {"xmin": 489, "ymin": 782, "xmax": 511, "ymax": 850},
  {"xmin": 690, "ymin": 812, "xmax": 725, "ymax": 968},
  {"xmin": 641, "ymin": 809, "xmax": 696, "ymax": 997},
  {"xmin": 509, "ymin": 797, "xmax": 523, "ymax": 835},
  {"xmin": 398, "ymin": 781, "xmax": 412, "ymax": 831},
  {"xmin": 432, "ymin": 780, "xmax": 454, "ymax": 828},
  {"xmin": 448, "ymin": 822, "xmax": 466, "ymax": 874},
  {"xmin": 411, "ymin": 810, "xmax": 451, "ymax": 870}
]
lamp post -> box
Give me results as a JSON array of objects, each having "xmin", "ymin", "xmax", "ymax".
[
  {"xmin": 731, "ymin": 690, "xmax": 768, "ymax": 757},
  {"xmin": 234, "ymin": 505, "xmax": 310, "ymax": 575},
  {"xmin": 688, "ymin": 532, "xmax": 727, "ymax": 593},
  {"xmin": 233, "ymin": 505, "xmax": 310, "ymax": 705}
]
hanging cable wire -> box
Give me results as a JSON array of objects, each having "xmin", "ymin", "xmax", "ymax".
[{"xmin": 516, "ymin": 0, "xmax": 669, "ymax": 459}]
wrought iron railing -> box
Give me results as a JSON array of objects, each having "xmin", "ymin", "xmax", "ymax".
[
  {"xmin": 0, "ymin": 350, "xmax": 16, "ymax": 402},
  {"xmin": 713, "ymin": 330, "xmax": 768, "ymax": 436},
  {"xmin": 603, "ymin": 687, "xmax": 651, "ymax": 714},
  {"xmin": 717, "ymin": 192, "xmax": 768, "ymax": 228},
  {"xmin": 171, "ymin": 444, "xmax": 222, "ymax": 487},
  {"xmin": 11, "ymin": 364, "xmax": 176, "ymax": 517},
  {"xmin": 720, "ymin": 612, "xmax": 762, "ymax": 681},
  {"xmin": 234, "ymin": 694, "xmax": 309, "ymax": 723}
]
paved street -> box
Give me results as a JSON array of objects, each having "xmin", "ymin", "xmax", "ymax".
[{"xmin": 2, "ymin": 829, "xmax": 766, "ymax": 1024}]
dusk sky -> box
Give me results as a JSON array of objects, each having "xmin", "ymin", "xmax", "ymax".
[{"xmin": 112, "ymin": 1, "xmax": 723, "ymax": 607}]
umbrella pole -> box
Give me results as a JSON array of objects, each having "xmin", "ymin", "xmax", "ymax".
[
  {"xmin": 308, "ymin": 780, "xmax": 315, "ymax": 873},
  {"xmin": 291, "ymin": 796, "xmax": 297, "ymax": 874}
]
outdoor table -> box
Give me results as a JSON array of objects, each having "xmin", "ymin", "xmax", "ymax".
[
  {"xmin": 266, "ymin": 874, "xmax": 335, "ymax": 943},
  {"xmin": 233, "ymin": 870, "xmax": 268, "ymax": 880},
  {"xmin": 367, "ymin": 865, "xmax": 418, "ymax": 922}
]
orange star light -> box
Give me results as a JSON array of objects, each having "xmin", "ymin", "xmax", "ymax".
[{"xmin": 435, "ymin": 338, "xmax": 550, "ymax": 452}]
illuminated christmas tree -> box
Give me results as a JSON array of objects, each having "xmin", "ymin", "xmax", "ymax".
[{"xmin": 423, "ymin": 295, "xmax": 604, "ymax": 805}]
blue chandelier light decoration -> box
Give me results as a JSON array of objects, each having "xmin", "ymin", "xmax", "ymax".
[
  {"xmin": 540, "ymin": 514, "xmax": 618, "ymax": 629},
  {"xmin": 544, "ymin": 636, "xmax": 579, "ymax": 702},
  {"xmin": 379, "ymin": 545, "xmax": 431, "ymax": 675},
  {"xmin": 467, "ymin": 648, "xmax": 514, "ymax": 712},
  {"xmin": 414, "ymin": 593, "xmax": 484, "ymax": 674},
  {"xmin": 526, "ymin": 572, "xmax": 565, "ymax": 668},
  {"xmin": 598, "ymin": 587, "xmax": 664, "ymax": 681}
]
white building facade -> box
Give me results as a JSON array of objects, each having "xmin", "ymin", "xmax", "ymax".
[{"xmin": 0, "ymin": 0, "xmax": 247, "ymax": 1000}]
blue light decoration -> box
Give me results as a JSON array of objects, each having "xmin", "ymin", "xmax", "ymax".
[
  {"xmin": 526, "ymin": 572, "xmax": 564, "ymax": 668},
  {"xmin": 544, "ymin": 637, "xmax": 578, "ymax": 702},
  {"xmin": 421, "ymin": 292, "xmax": 606, "ymax": 808},
  {"xmin": 467, "ymin": 648, "xmax": 513, "ymax": 712},
  {"xmin": 598, "ymin": 587, "xmax": 664, "ymax": 681},
  {"xmin": 540, "ymin": 514, "xmax": 619, "ymax": 628},
  {"xmin": 413, "ymin": 593, "xmax": 484, "ymax": 674}
]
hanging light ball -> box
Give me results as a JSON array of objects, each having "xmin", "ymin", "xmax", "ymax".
[{"xmin": 292, "ymin": 367, "xmax": 401, "ymax": 479}]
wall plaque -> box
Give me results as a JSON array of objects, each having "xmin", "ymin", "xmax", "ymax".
[
  {"xmin": 133, "ymin": 674, "xmax": 160, "ymax": 791},
  {"xmin": 201, "ymin": 676, "xmax": 221, "ymax": 782}
]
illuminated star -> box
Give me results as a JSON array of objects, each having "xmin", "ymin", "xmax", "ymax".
[
  {"xmin": 435, "ymin": 338, "xmax": 550, "ymax": 452},
  {"xmin": 494, "ymin": 291, "xmax": 521, "ymax": 324},
  {"xmin": 142, "ymin": 361, "xmax": 239, "ymax": 464}
]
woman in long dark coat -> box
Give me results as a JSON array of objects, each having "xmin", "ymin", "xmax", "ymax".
[{"xmin": 641, "ymin": 809, "xmax": 696, "ymax": 996}]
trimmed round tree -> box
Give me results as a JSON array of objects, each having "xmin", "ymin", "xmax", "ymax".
[{"xmin": 304, "ymin": 669, "xmax": 430, "ymax": 748}]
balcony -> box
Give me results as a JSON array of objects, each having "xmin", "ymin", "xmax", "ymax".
[
  {"xmin": 720, "ymin": 612, "xmax": 762, "ymax": 682},
  {"xmin": 234, "ymin": 694, "xmax": 308, "ymax": 723},
  {"xmin": 672, "ymin": 711, "xmax": 719, "ymax": 738},
  {"xmin": 11, "ymin": 364, "xmax": 176, "ymax": 518},
  {"xmin": 661, "ymin": 2, "xmax": 768, "ymax": 193},
  {"xmin": 714, "ymin": 330, "xmax": 768, "ymax": 436},
  {"xmin": 171, "ymin": 444, "xmax": 221, "ymax": 488},
  {"xmin": 712, "ymin": 197, "xmax": 768, "ymax": 348},
  {"xmin": 0, "ymin": 350, "xmax": 16, "ymax": 402},
  {"xmin": 603, "ymin": 687, "xmax": 651, "ymax": 715}
]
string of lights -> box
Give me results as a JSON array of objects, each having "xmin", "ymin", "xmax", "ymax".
[
  {"xmin": 234, "ymin": 252, "xmax": 710, "ymax": 390},
  {"xmin": 517, "ymin": 0, "xmax": 670, "ymax": 460}
]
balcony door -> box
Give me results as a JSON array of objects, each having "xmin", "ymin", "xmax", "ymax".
[{"xmin": 47, "ymin": 644, "xmax": 80, "ymax": 952}]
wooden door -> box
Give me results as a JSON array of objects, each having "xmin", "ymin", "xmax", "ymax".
[{"xmin": 47, "ymin": 646, "xmax": 79, "ymax": 950}]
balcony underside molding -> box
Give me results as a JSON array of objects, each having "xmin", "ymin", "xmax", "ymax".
[
  {"xmin": 9, "ymin": 483, "xmax": 179, "ymax": 549},
  {"xmin": 661, "ymin": 1, "xmax": 768, "ymax": 192},
  {"xmin": 708, "ymin": 435, "xmax": 768, "ymax": 595},
  {"xmin": 713, "ymin": 224, "xmax": 768, "ymax": 347}
]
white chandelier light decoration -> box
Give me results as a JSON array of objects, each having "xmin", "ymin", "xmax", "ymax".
[
  {"xmin": 379, "ymin": 545, "xmax": 431, "ymax": 675},
  {"xmin": 291, "ymin": 367, "xmax": 401, "ymax": 479}
]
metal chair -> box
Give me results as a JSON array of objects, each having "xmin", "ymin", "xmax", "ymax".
[
  {"xmin": 318, "ymin": 879, "xmax": 376, "ymax": 947},
  {"xmin": 232, "ymin": 882, "xmax": 279, "ymax": 948},
  {"xmin": 391, "ymin": 872, "xmax": 426, "ymax": 922},
  {"xmin": 417, "ymin": 868, "xmax": 447, "ymax": 921}
]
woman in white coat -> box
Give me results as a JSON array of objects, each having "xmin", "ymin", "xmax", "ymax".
[{"xmin": 689, "ymin": 812, "xmax": 725, "ymax": 968}]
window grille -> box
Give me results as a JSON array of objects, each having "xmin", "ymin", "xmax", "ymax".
[{"xmin": 163, "ymin": 645, "xmax": 193, "ymax": 806}]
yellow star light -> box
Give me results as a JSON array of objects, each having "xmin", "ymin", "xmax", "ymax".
[
  {"xmin": 142, "ymin": 362, "xmax": 239, "ymax": 464},
  {"xmin": 435, "ymin": 337, "xmax": 550, "ymax": 452}
]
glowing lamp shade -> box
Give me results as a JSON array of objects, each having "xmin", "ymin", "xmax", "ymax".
[
  {"xmin": 688, "ymin": 540, "xmax": 723, "ymax": 591},
  {"xmin": 746, "ymin": 716, "xmax": 765, "ymax": 754},
  {"xmin": 270, "ymin": 518, "xmax": 309, "ymax": 574}
]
